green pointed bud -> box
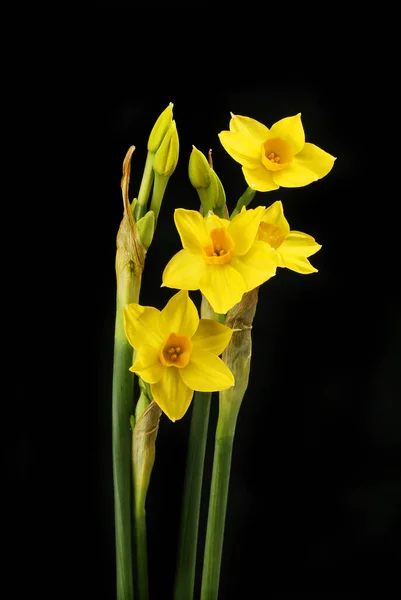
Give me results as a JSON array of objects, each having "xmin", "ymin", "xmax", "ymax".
[
  {"xmin": 135, "ymin": 391, "xmax": 150, "ymax": 422},
  {"xmin": 210, "ymin": 170, "xmax": 226, "ymax": 210},
  {"xmin": 147, "ymin": 103, "xmax": 174, "ymax": 153},
  {"xmin": 153, "ymin": 121, "xmax": 179, "ymax": 177},
  {"xmin": 188, "ymin": 145, "xmax": 211, "ymax": 189},
  {"xmin": 136, "ymin": 210, "xmax": 155, "ymax": 251},
  {"xmin": 139, "ymin": 377, "xmax": 152, "ymax": 398}
]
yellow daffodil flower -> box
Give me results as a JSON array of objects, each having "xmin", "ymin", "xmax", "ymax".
[
  {"xmin": 257, "ymin": 201, "xmax": 321, "ymax": 274},
  {"xmin": 123, "ymin": 290, "xmax": 234, "ymax": 421},
  {"xmin": 219, "ymin": 113, "xmax": 336, "ymax": 191},
  {"xmin": 162, "ymin": 207, "xmax": 277, "ymax": 314}
]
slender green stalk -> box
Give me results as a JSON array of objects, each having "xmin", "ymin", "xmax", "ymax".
[
  {"xmin": 201, "ymin": 288, "xmax": 259, "ymax": 600},
  {"xmin": 149, "ymin": 172, "xmax": 169, "ymax": 225},
  {"xmin": 173, "ymin": 391, "xmax": 212, "ymax": 600},
  {"xmin": 200, "ymin": 410, "xmax": 238, "ymax": 600},
  {"xmin": 134, "ymin": 510, "xmax": 149, "ymax": 599},
  {"xmin": 230, "ymin": 186, "xmax": 256, "ymax": 218},
  {"xmin": 112, "ymin": 275, "xmax": 141, "ymax": 600},
  {"xmin": 134, "ymin": 152, "xmax": 154, "ymax": 221},
  {"xmin": 113, "ymin": 145, "xmax": 145, "ymax": 600},
  {"xmin": 132, "ymin": 401, "xmax": 162, "ymax": 600},
  {"xmin": 173, "ymin": 296, "xmax": 217, "ymax": 599}
]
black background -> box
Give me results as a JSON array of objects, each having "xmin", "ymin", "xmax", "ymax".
[{"xmin": 5, "ymin": 10, "xmax": 400, "ymax": 599}]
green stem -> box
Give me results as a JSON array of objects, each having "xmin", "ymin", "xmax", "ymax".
[
  {"xmin": 200, "ymin": 288, "xmax": 257, "ymax": 599},
  {"xmin": 173, "ymin": 391, "xmax": 212, "ymax": 600},
  {"xmin": 112, "ymin": 274, "xmax": 142, "ymax": 600},
  {"xmin": 200, "ymin": 411, "xmax": 238, "ymax": 600},
  {"xmin": 134, "ymin": 506, "xmax": 149, "ymax": 600},
  {"xmin": 174, "ymin": 295, "xmax": 218, "ymax": 599},
  {"xmin": 134, "ymin": 152, "xmax": 154, "ymax": 221},
  {"xmin": 132, "ymin": 400, "xmax": 161, "ymax": 600},
  {"xmin": 149, "ymin": 172, "xmax": 169, "ymax": 225},
  {"xmin": 230, "ymin": 186, "xmax": 256, "ymax": 219}
]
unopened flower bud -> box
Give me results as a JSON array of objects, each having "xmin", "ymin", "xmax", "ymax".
[
  {"xmin": 153, "ymin": 121, "xmax": 179, "ymax": 177},
  {"xmin": 209, "ymin": 169, "xmax": 226, "ymax": 210},
  {"xmin": 188, "ymin": 145, "xmax": 211, "ymax": 189},
  {"xmin": 136, "ymin": 210, "xmax": 155, "ymax": 251},
  {"xmin": 147, "ymin": 103, "xmax": 173, "ymax": 153}
]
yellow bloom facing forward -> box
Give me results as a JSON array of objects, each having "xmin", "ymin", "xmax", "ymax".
[
  {"xmin": 219, "ymin": 113, "xmax": 336, "ymax": 191},
  {"xmin": 162, "ymin": 207, "xmax": 277, "ymax": 314},
  {"xmin": 257, "ymin": 201, "xmax": 321, "ymax": 274},
  {"xmin": 123, "ymin": 290, "xmax": 234, "ymax": 421}
]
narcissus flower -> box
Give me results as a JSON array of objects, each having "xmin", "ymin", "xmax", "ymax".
[
  {"xmin": 123, "ymin": 290, "xmax": 234, "ymax": 421},
  {"xmin": 219, "ymin": 113, "xmax": 336, "ymax": 191},
  {"xmin": 258, "ymin": 201, "xmax": 321, "ymax": 274},
  {"xmin": 162, "ymin": 207, "xmax": 277, "ymax": 314}
]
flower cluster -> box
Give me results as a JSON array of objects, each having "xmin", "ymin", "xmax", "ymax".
[
  {"xmin": 113, "ymin": 104, "xmax": 336, "ymax": 600},
  {"xmin": 123, "ymin": 108, "xmax": 334, "ymax": 422}
]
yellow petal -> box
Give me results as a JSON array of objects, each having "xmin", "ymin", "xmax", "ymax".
[
  {"xmin": 276, "ymin": 252, "xmax": 318, "ymax": 274},
  {"xmin": 180, "ymin": 349, "xmax": 234, "ymax": 392},
  {"xmin": 174, "ymin": 209, "xmax": 210, "ymax": 254},
  {"xmin": 129, "ymin": 344, "xmax": 164, "ymax": 383},
  {"xmin": 218, "ymin": 131, "xmax": 262, "ymax": 168},
  {"xmin": 204, "ymin": 212, "xmax": 230, "ymax": 235},
  {"xmin": 123, "ymin": 304, "xmax": 163, "ymax": 350},
  {"xmin": 151, "ymin": 367, "xmax": 193, "ymax": 421},
  {"xmin": 229, "ymin": 113, "xmax": 270, "ymax": 142},
  {"xmin": 291, "ymin": 142, "xmax": 336, "ymax": 179},
  {"xmin": 160, "ymin": 290, "xmax": 199, "ymax": 338},
  {"xmin": 230, "ymin": 241, "xmax": 276, "ymax": 291},
  {"xmin": 242, "ymin": 165, "xmax": 279, "ymax": 192},
  {"xmin": 162, "ymin": 249, "xmax": 205, "ymax": 290},
  {"xmin": 272, "ymin": 162, "xmax": 319, "ymax": 187},
  {"xmin": 262, "ymin": 201, "xmax": 290, "ymax": 235},
  {"xmin": 280, "ymin": 231, "xmax": 322, "ymax": 258},
  {"xmin": 228, "ymin": 206, "xmax": 265, "ymax": 256},
  {"xmin": 269, "ymin": 113, "xmax": 305, "ymax": 155},
  {"xmin": 192, "ymin": 319, "xmax": 233, "ymax": 355},
  {"xmin": 200, "ymin": 264, "xmax": 246, "ymax": 315}
]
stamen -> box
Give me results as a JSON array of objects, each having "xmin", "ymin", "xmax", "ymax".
[
  {"xmin": 215, "ymin": 244, "xmax": 222, "ymax": 252},
  {"xmin": 267, "ymin": 151, "xmax": 281, "ymax": 163},
  {"xmin": 218, "ymin": 249, "xmax": 225, "ymax": 256},
  {"xmin": 160, "ymin": 333, "xmax": 192, "ymax": 368}
]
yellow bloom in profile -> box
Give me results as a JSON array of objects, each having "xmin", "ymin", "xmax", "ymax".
[
  {"xmin": 258, "ymin": 201, "xmax": 321, "ymax": 274},
  {"xmin": 162, "ymin": 207, "xmax": 277, "ymax": 314},
  {"xmin": 123, "ymin": 290, "xmax": 234, "ymax": 421},
  {"xmin": 219, "ymin": 113, "xmax": 336, "ymax": 191}
]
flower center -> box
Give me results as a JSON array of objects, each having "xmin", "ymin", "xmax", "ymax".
[
  {"xmin": 203, "ymin": 227, "xmax": 234, "ymax": 265},
  {"xmin": 160, "ymin": 333, "xmax": 192, "ymax": 368},
  {"xmin": 258, "ymin": 222, "xmax": 286, "ymax": 250},
  {"xmin": 267, "ymin": 152, "xmax": 281, "ymax": 163},
  {"xmin": 262, "ymin": 138, "xmax": 293, "ymax": 171}
]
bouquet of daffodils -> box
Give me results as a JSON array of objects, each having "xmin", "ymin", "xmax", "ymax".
[{"xmin": 112, "ymin": 103, "xmax": 335, "ymax": 599}]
